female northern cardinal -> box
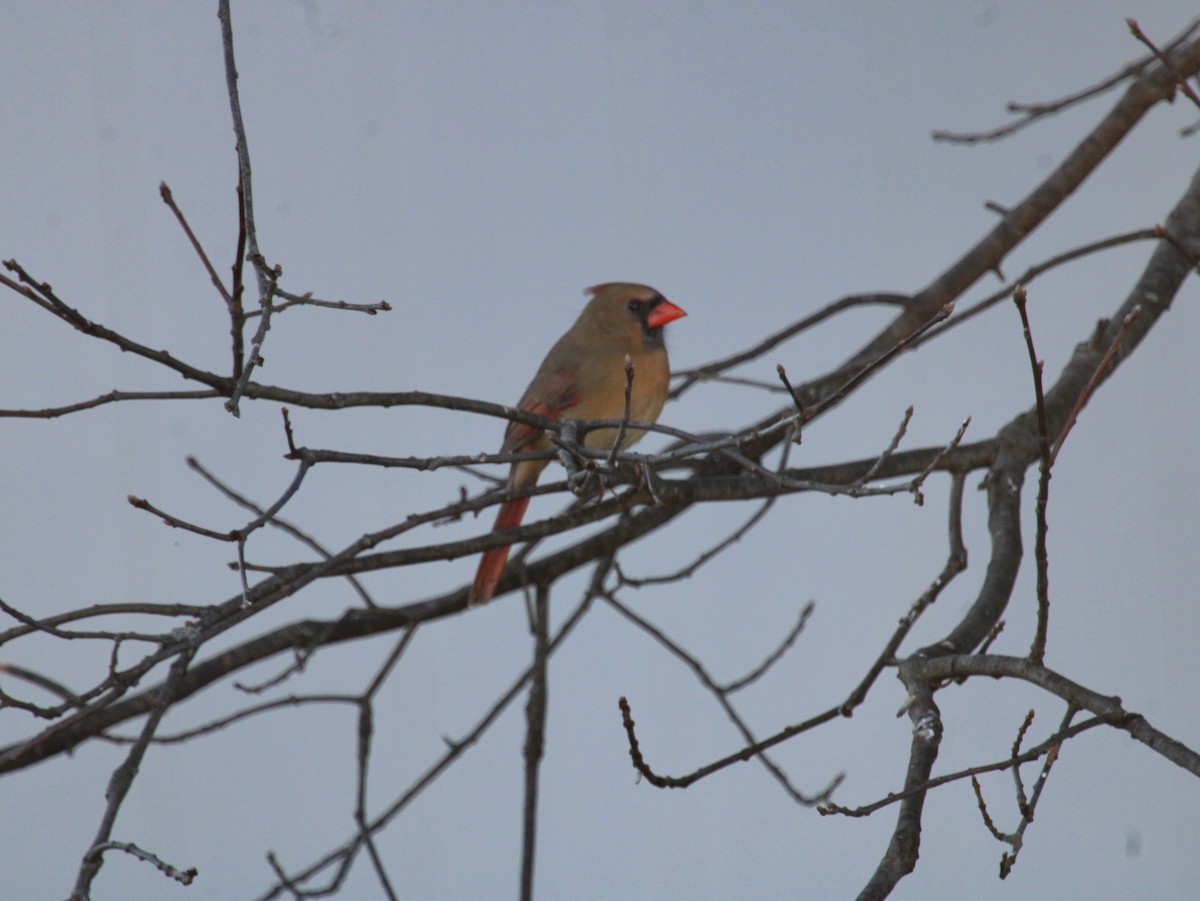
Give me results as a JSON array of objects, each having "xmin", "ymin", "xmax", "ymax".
[{"xmin": 469, "ymin": 282, "xmax": 686, "ymax": 605}]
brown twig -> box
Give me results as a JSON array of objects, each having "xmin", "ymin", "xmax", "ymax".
[
  {"xmin": 187, "ymin": 454, "xmax": 378, "ymax": 609},
  {"xmin": 1013, "ymin": 287, "xmax": 1052, "ymax": 664},
  {"xmin": 230, "ymin": 173, "xmax": 247, "ymax": 379},
  {"xmin": 820, "ymin": 715, "xmax": 1103, "ymax": 819},
  {"xmin": 159, "ymin": 182, "xmax": 233, "ymax": 308},
  {"xmin": 606, "ymin": 355, "xmax": 635, "ymax": 466},
  {"xmin": 720, "ymin": 602, "xmax": 815, "ymax": 694},
  {"xmin": 218, "ymin": 0, "xmax": 266, "ymax": 299},
  {"xmin": 1153, "ymin": 222, "xmax": 1200, "ymax": 272},
  {"xmin": 840, "ymin": 471, "xmax": 968, "ymax": 714},
  {"xmin": 352, "ymin": 630, "xmax": 414, "ymax": 901},
  {"xmin": 774, "ymin": 363, "xmax": 806, "ymax": 444},
  {"xmin": 69, "ymin": 643, "xmax": 196, "ymax": 900},
  {"xmin": 932, "ymin": 16, "xmax": 1200, "ymax": 144},
  {"xmin": 856, "ymin": 407, "xmax": 913, "ymax": 486},
  {"xmin": 614, "ymin": 494, "xmax": 775, "ymax": 587},
  {"xmin": 1, "ymin": 259, "xmax": 228, "ymax": 389},
  {"xmin": 225, "ymin": 254, "xmax": 280, "ymax": 416},
  {"xmin": 247, "ymin": 288, "xmax": 392, "ymax": 317},
  {"xmin": 520, "ymin": 584, "xmax": 550, "ymax": 901},
  {"xmin": 607, "ymin": 592, "xmax": 838, "ymax": 803},
  {"xmin": 670, "ymin": 292, "xmax": 912, "ymax": 400},
  {"xmin": 1051, "ymin": 306, "xmax": 1142, "ymax": 459},
  {"xmin": 905, "ymin": 417, "xmax": 972, "ymax": 507},
  {"xmin": 0, "ymin": 389, "xmax": 222, "ymax": 419},
  {"xmin": 84, "ymin": 842, "xmax": 197, "ymax": 888},
  {"xmin": 998, "ymin": 707, "xmax": 1074, "ymax": 877},
  {"xmin": 126, "ymin": 495, "xmax": 234, "ymax": 541},
  {"xmin": 1128, "ymin": 19, "xmax": 1200, "ymax": 111},
  {"xmin": 255, "ymin": 562, "xmax": 607, "ymax": 901}
]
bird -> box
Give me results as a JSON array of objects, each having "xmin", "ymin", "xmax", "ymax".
[{"xmin": 469, "ymin": 282, "xmax": 686, "ymax": 605}]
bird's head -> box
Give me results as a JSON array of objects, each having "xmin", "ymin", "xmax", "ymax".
[{"xmin": 582, "ymin": 282, "xmax": 686, "ymax": 349}]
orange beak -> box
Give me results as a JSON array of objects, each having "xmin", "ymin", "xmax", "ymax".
[{"xmin": 647, "ymin": 299, "xmax": 687, "ymax": 329}]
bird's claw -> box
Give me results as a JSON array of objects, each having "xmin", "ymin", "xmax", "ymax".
[
  {"xmin": 635, "ymin": 460, "xmax": 661, "ymax": 504},
  {"xmin": 567, "ymin": 468, "xmax": 592, "ymax": 496}
]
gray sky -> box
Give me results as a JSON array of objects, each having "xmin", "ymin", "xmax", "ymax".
[{"xmin": 2, "ymin": 3, "xmax": 1198, "ymax": 899}]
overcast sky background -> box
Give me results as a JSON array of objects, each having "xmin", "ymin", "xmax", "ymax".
[{"xmin": 2, "ymin": 3, "xmax": 1199, "ymax": 900}]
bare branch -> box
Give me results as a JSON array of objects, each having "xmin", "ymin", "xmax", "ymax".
[
  {"xmin": 670, "ymin": 292, "xmax": 912, "ymax": 400},
  {"xmin": 605, "ymin": 355, "xmax": 635, "ymax": 467},
  {"xmin": 0, "ymin": 389, "xmax": 222, "ymax": 419},
  {"xmin": 83, "ymin": 842, "xmax": 197, "ymax": 888},
  {"xmin": 4, "ymin": 17, "xmax": 1200, "ymax": 901},
  {"xmin": 159, "ymin": 181, "xmax": 233, "ymax": 308},
  {"xmin": 255, "ymin": 563, "xmax": 608, "ymax": 901},
  {"xmin": 908, "ymin": 655, "xmax": 1200, "ymax": 776},
  {"xmin": 821, "ymin": 715, "xmax": 1102, "ymax": 819},
  {"xmin": 248, "ymin": 288, "xmax": 392, "ymax": 317},
  {"xmin": 520, "ymin": 584, "xmax": 550, "ymax": 901},
  {"xmin": 1012, "ymin": 287, "xmax": 1052, "ymax": 664},
  {"xmin": 1128, "ymin": 19, "xmax": 1200, "ymax": 111},
  {"xmin": 1050, "ymin": 305, "xmax": 1142, "ymax": 460},
  {"xmin": 932, "ymin": 16, "xmax": 1200, "ymax": 144},
  {"xmin": 225, "ymin": 255, "xmax": 280, "ymax": 416},
  {"xmin": 218, "ymin": 0, "xmax": 266, "ymax": 299},
  {"xmin": 69, "ymin": 643, "xmax": 196, "ymax": 900}
]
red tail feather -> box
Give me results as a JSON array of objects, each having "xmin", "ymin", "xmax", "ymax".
[{"xmin": 469, "ymin": 496, "xmax": 531, "ymax": 605}]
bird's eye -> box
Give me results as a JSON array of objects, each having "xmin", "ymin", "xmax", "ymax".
[{"xmin": 627, "ymin": 300, "xmax": 644, "ymax": 314}]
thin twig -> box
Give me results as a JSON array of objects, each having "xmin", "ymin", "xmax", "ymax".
[
  {"xmin": 69, "ymin": 644, "xmax": 196, "ymax": 900},
  {"xmin": 126, "ymin": 495, "xmax": 233, "ymax": 541},
  {"xmin": 1128, "ymin": 19, "xmax": 1200, "ymax": 111},
  {"xmin": 775, "ymin": 364, "xmax": 806, "ymax": 444},
  {"xmin": 218, "ymin": 0, "xmax": 267, "ymax": 298},
  {"xmin": 520, "ymin": 584, "xmax": 550, "ymax": 901},
  {"xmin": 230, "ymin": 173, "xmax": 247, "ymax": 379},
  {"xmin": 819, "ymin": 716, "xmax": 1103, "ymax": 819},
  {"xmin": 254, "ymin": 562, "xmax": 608, "ymax": 900},
  {"xmin": 187, "ymin": 454, "xmax": 378, "ymax": 608},
  {"xmin": 804, "ymin": 302, "xmax": 955, "ymax": 424},
  {"xmin": 932, "ymin": 16, "xmax": 1200, "ymax": 143},
  {"xmin": 1155, "ymin": 223, "xmax": 1200, "ymax": 272},
  {"xmin": 0, "ymin": 389, "xmax": 222, "ymax": 419},
  {"xmin": 998, "ymin": 706, "xmax": 1075, "ymax": 877},
  {"xmin": 1051, "ymin": 306, "xmax": 1142, "ymax": 459},
  {"xmin": 103, "ymin": 694, "xmax": 356, "ymax": 745},
  {"xmin": 840, "ymin": 471, "xmax": 968, "ymax": 714},
  {"xmin": 905, "ymin": 417, "xmax": 972, "ymax": 507},
  {"xmin": 1013, "ymin": 287, "xmax": 1051, "ymax": 664},
  {"xmin": 225, "ymin": 255, "xmax": 279, "ymax": 416},
  {"xmin": 856, "ymin": 406, "xmax": 914, "ymax": 486},
  {"xmin": 246, "ymin": 288, "xmax": 392, "ymax": 317},
  {"xmin": 609, "ymin": 595, "xmax": 841, "ymax": 803},
  {"xmin": 159, "ymin": 181, "xmax": 233, "ymax": 308},
  {"xmin": 606, "ymin": 355, "xmax": 635, "ymax": 467},
  {"xmin": 352, "ymin": 630, "xmax": 414, "ymax": 901},
  {"xmin": 670, "ymin": 292, "xmax": 911, "ymax": 400},
  {"xmin": 85, "ymin": 842, "xmax": 197, "ymax": 887},
  {"xmin": 720, "ymin": 602, "xmax": 815, "ymax": 693}
]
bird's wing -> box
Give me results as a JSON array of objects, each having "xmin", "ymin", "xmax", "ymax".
[{"xmin": 500, "ymin": 366, "xmax": 581, "ymax": 454}]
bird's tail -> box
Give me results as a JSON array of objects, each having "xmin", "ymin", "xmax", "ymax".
[{"xmin": 469, "ymin": 496, "xmax": 531, "ymax": 605}]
